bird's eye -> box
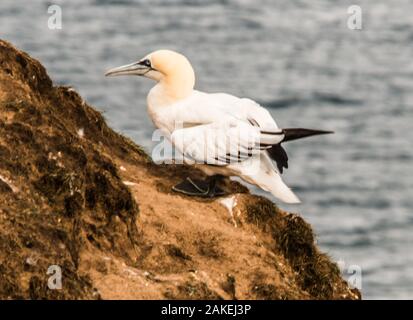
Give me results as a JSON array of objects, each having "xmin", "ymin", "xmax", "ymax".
[{"xmin": 140, "ymin": 59, "xmax": 151, "ymax": 67}]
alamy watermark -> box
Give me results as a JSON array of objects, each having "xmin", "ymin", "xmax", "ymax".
[
  {"xmin": 337, "ymin": 259, "xmax": 362, "ymax": 290},
  {"xmin": 347, "ymin": 5, "xmax": 362, "ymax": 30},
  {"xmin": 48, "ymin": 5, "xmax": 62, "ymax": 30},
  {"xmin": 47, "ymin": 265, "xmax": 62, "ymax": 290}
]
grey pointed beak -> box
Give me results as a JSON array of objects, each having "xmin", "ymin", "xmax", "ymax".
[{"xmin": 105, "ymin": 61, "xmax": 150, "ymax": 77}]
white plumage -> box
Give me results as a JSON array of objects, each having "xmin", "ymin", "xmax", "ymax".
[
  {"xmin": 148, "ymin": 90, "xmax": 300, "ymax": 204},
  {"xmin": 106, "ymin": 50, "xmax": 331, "ymax": 204}
]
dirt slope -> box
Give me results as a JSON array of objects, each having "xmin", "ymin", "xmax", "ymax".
[{"xmin": 0, "ymin": 39, "xmax": 360, "ymax": 300}]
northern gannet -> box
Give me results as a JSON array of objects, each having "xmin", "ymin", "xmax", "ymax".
[{"xmin": 105, "ymin": 50, "xmax": 332, "ymax": 203}]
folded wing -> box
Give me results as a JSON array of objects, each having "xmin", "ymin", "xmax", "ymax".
[{"xmin": 171, "ymin": 120, "xmax": 283, "ymax": 166}]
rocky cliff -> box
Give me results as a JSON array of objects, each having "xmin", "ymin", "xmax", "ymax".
[{"xmin": 0, "ymin": 39, "xmax": 360, "ymax": 300}]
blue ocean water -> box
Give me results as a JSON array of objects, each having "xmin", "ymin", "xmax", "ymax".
[{"xmin": 1, "ymin": 0, "xmax": 412, "ymax": 299}]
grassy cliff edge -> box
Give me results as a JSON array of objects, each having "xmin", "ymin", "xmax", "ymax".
[{"xmin": 0, "ymin": 40, "xmax": 360, "ymax": 300}]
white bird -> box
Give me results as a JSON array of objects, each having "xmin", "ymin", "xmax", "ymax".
[{"xmin": 105, "ymin": 50, "xmax": 332, "ymax": 204}]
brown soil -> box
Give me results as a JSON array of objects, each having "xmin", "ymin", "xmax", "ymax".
[{"xmin": 0, "ymin": 39, "xmax": 361, "ymax": 300}]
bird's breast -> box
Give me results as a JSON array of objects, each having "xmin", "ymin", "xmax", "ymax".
[
  {"xmin": 147, "ymin": 105, "xmax": 174, "ymax": 134},
  {"xmin": 147, "ymin": 85, "xmax": 197, "ymax": 133}
]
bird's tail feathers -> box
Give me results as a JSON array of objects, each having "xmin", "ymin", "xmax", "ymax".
[
  {"xmin": 265, "ymin": 174, "xmax": 301, "ymax": 204},
  {"xmin": 282, "ymin": 128, "xmax": 333, "ymax": 143},
  {"xmin": 245, "ymin": 155, "xmax": 301, "ymax": 204}
]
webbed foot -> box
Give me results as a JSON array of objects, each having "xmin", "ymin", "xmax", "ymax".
[{"xmin": 172, "ymin": 176, "xmax": 226, "ymax": 198}]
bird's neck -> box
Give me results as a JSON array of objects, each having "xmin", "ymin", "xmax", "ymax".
[
  {"xmin": 147, "ymin": 83, "xmax": 191, "ymax": 111},
  {"xmin": 161, "ymin": 79, "xmax": 191, "ymax": 101},
  {"xmin": 157, "ymin": 68, "xmax": 195, "ymax": 104}
]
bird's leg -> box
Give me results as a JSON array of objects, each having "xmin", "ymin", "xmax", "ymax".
[{"xmin": 206, "ymin": 174, "xmax": 226, "ymax": 198}]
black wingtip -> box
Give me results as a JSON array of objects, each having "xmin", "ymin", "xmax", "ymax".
[{"xmin": 282, "ymin": 128, "xmax": 334, "ymax": 143}]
